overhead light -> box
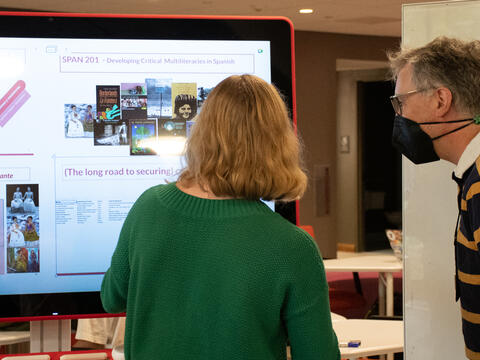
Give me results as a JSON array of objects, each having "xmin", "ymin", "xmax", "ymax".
[{"xmin": 299, "ymin": 9, "xmax": 314, "ymax": 14}]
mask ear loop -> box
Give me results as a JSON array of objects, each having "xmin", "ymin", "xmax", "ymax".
[
  {"xmin": 419, "ymin": 118, "xmax": 474, "ymax": 125},
  {"xmin": 432, "ymin": 121, "xmax": 475, "ymax": 141}
]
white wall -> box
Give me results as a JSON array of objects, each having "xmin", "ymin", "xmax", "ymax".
[{"xmin": 403, "ymin": 1, "xmax": 480, "ymax": 358}]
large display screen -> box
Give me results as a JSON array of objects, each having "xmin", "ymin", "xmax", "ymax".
[{"xmin": 0, "ymin": 13, "xmax": 295, "ymax": 319}]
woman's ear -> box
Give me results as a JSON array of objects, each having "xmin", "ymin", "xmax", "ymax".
[{"xmin": 434, "ymin": 87, "xmax": 453, "ymax": 117}]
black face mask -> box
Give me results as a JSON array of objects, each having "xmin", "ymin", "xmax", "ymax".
[{"xmin": 392, "ymin": 115, "xmax": 476, "ymax": 165}]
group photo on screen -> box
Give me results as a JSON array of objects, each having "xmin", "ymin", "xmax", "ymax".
[
  {"xmin": 5, "ymin": 184, "xmax": 40, "ymax": 273},
  {"xmin": 64, "ymin": 103, "xmax": 95, "ymax": 138}
]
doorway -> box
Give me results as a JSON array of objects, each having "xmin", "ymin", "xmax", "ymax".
[{"xmin": 357, "ymin": 81, "xmax": 402, "ymax": 251}]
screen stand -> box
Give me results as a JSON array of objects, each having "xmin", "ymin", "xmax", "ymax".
[{"xmin": 30, "ymin": 320, "xmax": 71, "ymax": 352}]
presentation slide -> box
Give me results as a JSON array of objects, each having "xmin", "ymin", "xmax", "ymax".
[{"xmin": 0, "ymin": 37, "xmax": 271, "ymax": 295}]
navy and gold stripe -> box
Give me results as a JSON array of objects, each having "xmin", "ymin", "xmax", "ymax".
[
  {"xmin": 476, "ymin": 156, "xmax": 480, "ymax": 172},
  {"xmin": 457, "ymin": 229, "xmax": 479, "ymax": 251},
  {"xmin": 462, "ymin": 307, "xmax": 480, "ymax": 324},
  {"xmin": 467, "ymin": 182, "xmax": 480, "ymax": 201},
  {"xmin": 458, "ymin": 271, "xmax": 480, "ymax": 285},
  {"xmin": 466, "ymin": 347, "xmax": 480, "ymax": 360},
  {"xmin": 475, "ymin": 228, "xmax": 480, "ymax": 246}
]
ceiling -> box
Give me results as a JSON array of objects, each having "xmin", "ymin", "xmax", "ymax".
[{"xmin": 0, "ymin": 0, "xmax": 430, "ymax": 37}]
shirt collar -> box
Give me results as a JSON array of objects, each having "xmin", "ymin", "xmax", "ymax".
[{"xmin": 454, "ymin": 131, "xmax": 480, "ymax": 178}]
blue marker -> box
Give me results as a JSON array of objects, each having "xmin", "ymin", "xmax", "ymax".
[{"xmin": 339, "ymin": 340, "xmax": 361, "ymax": 348}]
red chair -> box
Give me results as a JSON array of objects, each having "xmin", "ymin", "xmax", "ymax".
[{"xmin": 298, "ymin": 225, "xmax": 315, "ymax": 238}]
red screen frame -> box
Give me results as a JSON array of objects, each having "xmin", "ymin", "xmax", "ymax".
[{"xmin": 0, "ymin": 11, "xmax": 298, "ymax": 321}]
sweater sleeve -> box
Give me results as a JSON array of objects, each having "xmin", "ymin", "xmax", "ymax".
[
  {"xmin": 100, "ymin": 189, "xmax": 148, "ymax": 313},
  {"xmin": 100, "ymin": 214, "xmax": 131, "ymax": 313},
  {"xmin": 283, "ymin": 232, "xmax": 340, "ymax": 360}
]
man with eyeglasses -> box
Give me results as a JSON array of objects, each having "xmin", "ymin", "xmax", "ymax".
[{"xmin": 388, "ymin": 36, "xmax": 480, "ymax": 360}]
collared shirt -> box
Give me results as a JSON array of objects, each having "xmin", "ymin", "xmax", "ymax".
[{"xmin": 454, "ymin": 131, "xmax": 480, "ymax": 179}]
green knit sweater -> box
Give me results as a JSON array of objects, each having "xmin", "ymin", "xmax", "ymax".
[{"xmin": 101, "ymin": 182, "xmax": 339, "ymax": 360}]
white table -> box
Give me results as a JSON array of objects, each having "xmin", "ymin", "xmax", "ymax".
[
  {"xmin": 333, "ymin": 319, "xmax": 403, "ymax": 360},
  {"xmin": 0, "ymin": 331, "xmax": 30, "ymax": 355},
  {"xmin": 323, "ymin": 253, "xmax": 402, "ymax": 317},
  {"xmin": 331, "ymin": 312, "xmax": 347, "ymax": 321},
  {"xmin": 0, "ymin": 331, "xmax": 30, "ymax": 346}
]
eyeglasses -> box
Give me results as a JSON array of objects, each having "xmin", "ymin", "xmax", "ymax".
[{"xmin": 390, "ymin": 89, "xmax": 428, "ymax": 115}]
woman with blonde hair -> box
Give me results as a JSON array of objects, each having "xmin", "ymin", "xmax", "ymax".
[{"xmin": 101, "ymin": 75, "xmax": 339, "ymax": 360}]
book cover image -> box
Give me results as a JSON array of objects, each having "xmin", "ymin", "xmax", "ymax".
[
  {"xmin": 120, "ymin": 83, "xmax": 147, "ymax": 120},
  {"xmin": 158, "ymin": 117, "xmax": 187, "ymax": 137},
  {"xmin": 96, "ymin": 85, "xmax": 120, "ymax": 120},
  {"xmin": 197, "ymin": 86, "xmax": 213, "ymax": 111},
  {"xmin": 146, "ymin": 78, "xmax": 172, "ymax": 118},
  {"xmin": 94, "ymin": 120, "xmax": 129, "ymax": 146},
  {"xmin": 171, "ymin": 83, "xmax": 197, "ymax": 122},
  {"xmin": 130, "ymin": 119, "xmax": 157, "ymax": 155},
  {"xmin": 168, "ymin": 82, "xmax": 197, "ymax": 138},
  {"xmin": 95, "ymin": 85, "xmax": 125, "ymax": 146}
]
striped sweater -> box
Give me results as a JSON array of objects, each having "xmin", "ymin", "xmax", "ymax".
[{"xmin": 453, "ymin": 154, "xmax": 480, "ymax": 360}]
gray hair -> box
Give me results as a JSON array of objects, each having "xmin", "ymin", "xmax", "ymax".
[{"xmin": 387, "ymin": 36, "xmax": 480, "ymax": 115}]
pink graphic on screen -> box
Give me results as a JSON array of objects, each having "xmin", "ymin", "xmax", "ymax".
[
  {"xmin": 0, "ymin": 199, "xmax": 4, "ymax": 274},
  {"xmin": 0, "ymin": 80, "xmax": 31, "ymax": 127}
]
